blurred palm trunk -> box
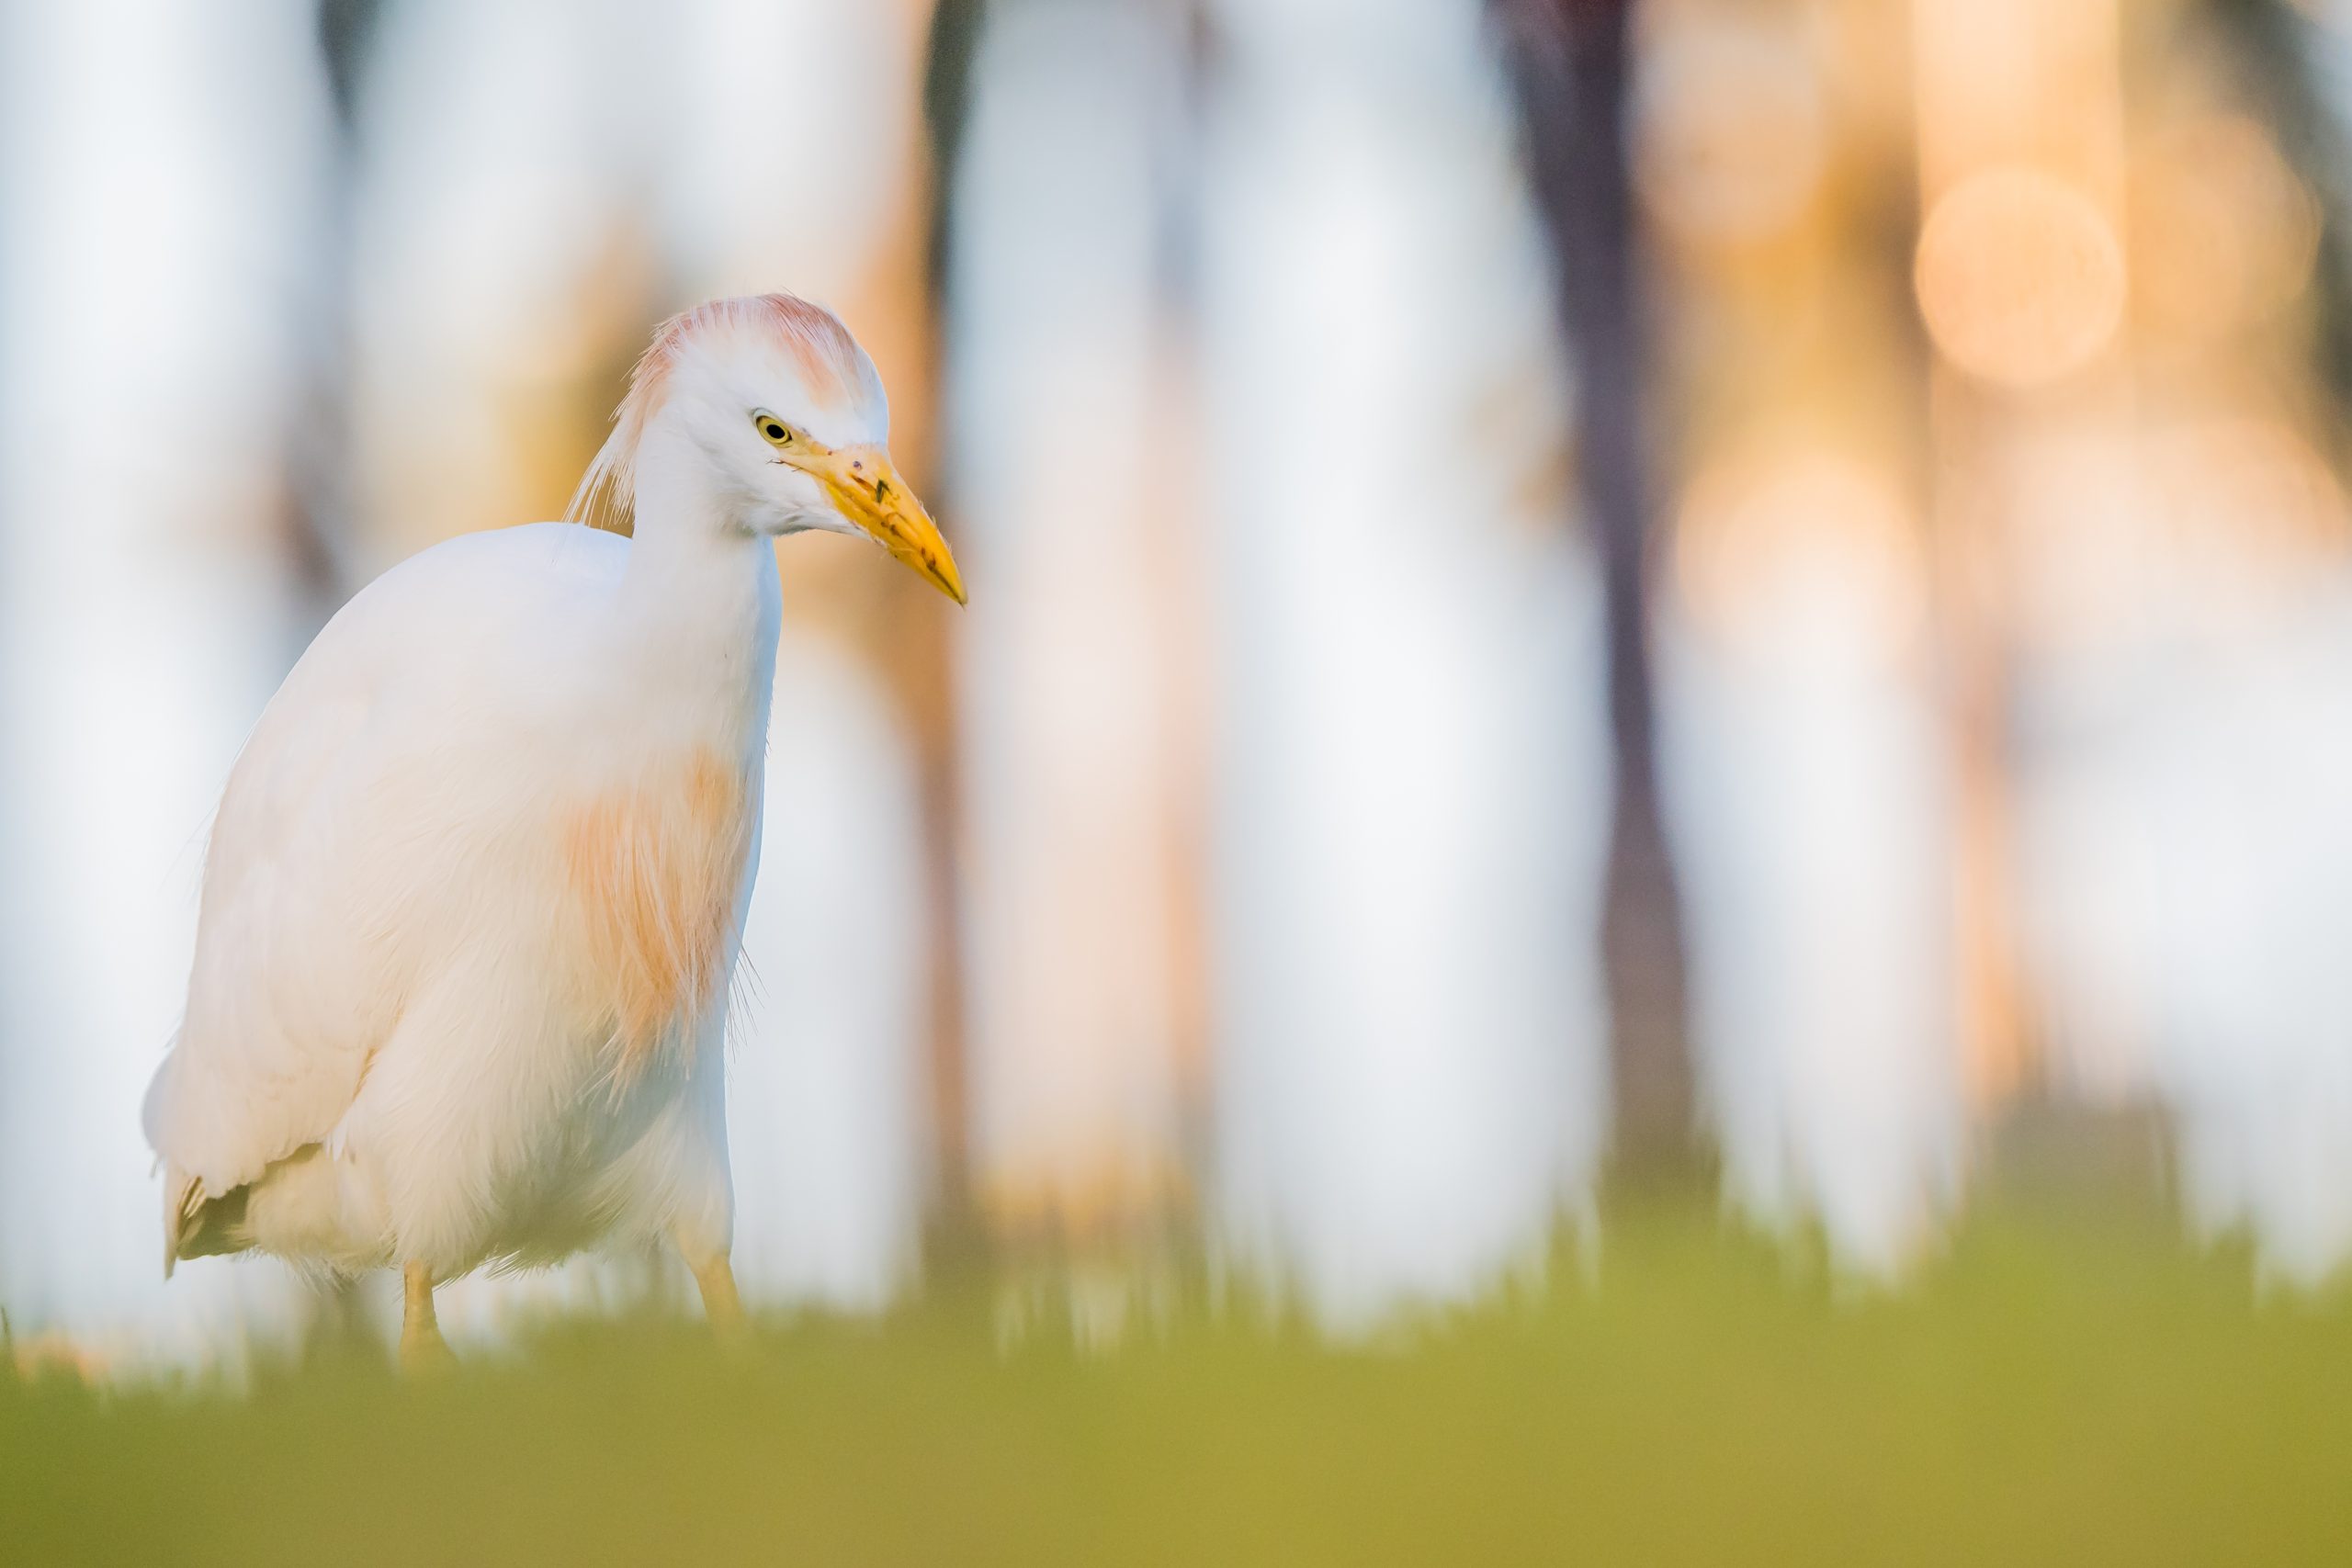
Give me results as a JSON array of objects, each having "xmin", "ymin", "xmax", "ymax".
[
  {"xmin": 929, "ymin": 0, "xmax": 1204, "ymax": 1315},
  {"xmin": 0, "ymin": 0, "xmax": 327, "ymax": 1371},
  {"xmin": 292, "ymin": 0, "xmax": 384, "ymax": 613},
  {"xmin": 1491, "ymin": 0, "xmax": 1698, "ymax": 1173},
  {"xmin": 922, "ymin": 0, "xmax": 985, "ymax": 1241}
]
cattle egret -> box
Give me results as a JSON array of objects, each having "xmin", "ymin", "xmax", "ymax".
[{"xmin": 141, "ymin": 294, "xmax": 961, "ymax": 1371}]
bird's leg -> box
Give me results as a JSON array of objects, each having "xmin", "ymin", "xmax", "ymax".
[
  {"xmin": 398, "ymin": 1260, "xmax": 457, "ymax": 1378},
  {"xmin": 684, "ymin": 1247, "xmax": 751, "ymax": 1354}
]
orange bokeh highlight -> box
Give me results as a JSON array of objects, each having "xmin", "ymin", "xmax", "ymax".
[{"xmin": 1916, "ymin": 167, "xmax": 2124, "ymax": 388}]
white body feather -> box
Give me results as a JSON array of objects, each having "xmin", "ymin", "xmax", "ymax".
[{"xmin": 143, "ymin": 518, "xmax": 781, "ymax": 1280}]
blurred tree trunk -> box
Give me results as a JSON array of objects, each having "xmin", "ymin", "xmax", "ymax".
[
  {"xmin": 291, "ymin": 0, "xmax": 383, "ymax": 614},
  {"xmin": 1490, "ymin": 0, "xmax": 1698, "ymax": 1175},
  {"xmin": 917, "ymin": 0, "xmax": 986, "ymax": 1248},
  {"xmin": 2206, "ymin": 0, "xmax": 2352, "ymax": 416}
]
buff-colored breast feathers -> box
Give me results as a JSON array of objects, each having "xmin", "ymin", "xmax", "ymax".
[{"xmin": 562, "ymin": 750, "xmax": 752, "ymax": 1071}]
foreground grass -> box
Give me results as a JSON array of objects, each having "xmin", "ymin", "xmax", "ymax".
[{"xmin": 6, "ymin": 1196, "xmax": 2351, "ymax": 1566}]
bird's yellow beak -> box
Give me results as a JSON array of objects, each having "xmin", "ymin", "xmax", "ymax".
[{"xmin": 791, "ymin": 441, "xmax": 966, "ymax": 605}]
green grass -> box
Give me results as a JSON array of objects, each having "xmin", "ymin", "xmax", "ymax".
[{"xmin": 7, "ymin": 1195, "xmax": 2351, "ymax": 1566}]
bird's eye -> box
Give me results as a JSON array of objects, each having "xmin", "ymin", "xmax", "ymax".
[{"xmin": 752, "ymin": 412, "xmax": 792, "ymax": 446}]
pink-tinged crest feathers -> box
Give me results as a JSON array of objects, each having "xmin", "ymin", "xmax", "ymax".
[{"xmin": 566, "ymin": 292, "xmax": 876, "ymax": 535}]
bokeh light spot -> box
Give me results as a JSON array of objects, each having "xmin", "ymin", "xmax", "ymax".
[{"xmin": 1916, "ymin": 167, "xmax": 2124, "ymax": 388}]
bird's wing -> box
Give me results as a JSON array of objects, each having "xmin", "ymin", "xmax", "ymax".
[{"xmin": 143, "ymin": 523, "xmax": 628, "ymax": 1219}]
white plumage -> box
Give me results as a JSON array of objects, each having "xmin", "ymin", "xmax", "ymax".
[{"xmin": 141, "ymin": 294, "xmax": 960, "ymax": 1366}]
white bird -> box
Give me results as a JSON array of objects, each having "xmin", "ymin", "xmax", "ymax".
[{"xmin": 141, "ymin": 293, "xmax": 962, "ymax": 1370}]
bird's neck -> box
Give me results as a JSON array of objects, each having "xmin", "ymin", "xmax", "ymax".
[{"xmin": 611, "ymin": 427, "xmax": 782, "ymax": 754}]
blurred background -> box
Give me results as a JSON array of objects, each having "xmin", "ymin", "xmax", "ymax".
[{"xmin": 6, "ymin": 0, "xmax": 2352, "ymax": 1375}]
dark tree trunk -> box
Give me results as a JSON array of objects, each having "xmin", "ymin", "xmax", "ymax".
[
  {"xmin": 284, "ymin": 0, "xmax": 386, "ymax": 620},
  {"xmin": 1490, "ymin": 0, "xmax": 1698, "ymax": 1175},
  {"xmin": 917, "ymin": 0, "xmax": 989, "ymax": 1245}
]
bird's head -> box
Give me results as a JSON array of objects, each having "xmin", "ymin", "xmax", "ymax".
[{"xmin": 569, "ymin": 293, "xmax": 964, "ymax": 604}]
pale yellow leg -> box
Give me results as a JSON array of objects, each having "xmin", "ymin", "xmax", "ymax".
[
  {"xmin": 687, "ymin": 1249, "xmax": 752, "ymax": 1354},
  {"xmin": 399, "ymin": 1260, "xmax": 457, "ymax": 1378}
]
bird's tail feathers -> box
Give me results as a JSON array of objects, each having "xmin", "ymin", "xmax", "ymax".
[
  {"xmin": 163, "ymin": 1168, "xmax": 257, "ymax": 1277},
  {"xmin": 162, "ymin": 1166, "xmax": 205, "ymax": 1280}
]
